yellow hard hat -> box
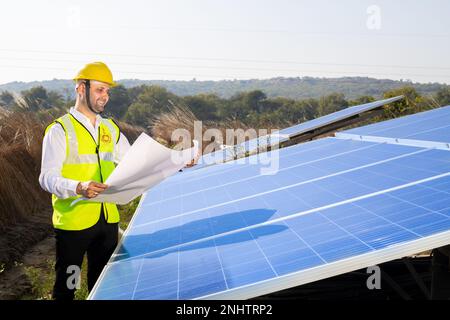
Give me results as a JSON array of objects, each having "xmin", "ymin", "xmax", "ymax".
[{"xmin": 73, "ymin": 61, "xmax": 117, "ymax": 87}]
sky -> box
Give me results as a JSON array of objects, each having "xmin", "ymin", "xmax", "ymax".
[{"xmin": 0, "ymin": 0, "xmax": 449, "ymax": 85}]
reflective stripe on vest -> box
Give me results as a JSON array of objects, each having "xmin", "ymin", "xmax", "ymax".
[{"xmin": 45, "ymin": 113, "xmax": 121, "ymax": 231}]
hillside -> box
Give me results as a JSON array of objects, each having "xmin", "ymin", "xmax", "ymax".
[{"xmin": 0, "ymin": 77, "xmax": 447, "ymax": 101}]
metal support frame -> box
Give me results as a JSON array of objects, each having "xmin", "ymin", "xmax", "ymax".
[
  {"xmin": 380, "ymin": 268, "xmax": 412, "ymax": 300},
  {"xmin": 402, "ymin": 257, "xmax": 431, "ymax": 299},
  {"xmin": 281, "ymin": 109, "xmax": 385, "ymax": 149},
  {"xmin": 431, "ymin": 245, "xmax": 450, "ymax": 300}
]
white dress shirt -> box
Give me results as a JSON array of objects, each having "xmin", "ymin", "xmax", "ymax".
[{"xmin": 39, "ymin": 107, "xmax": 131, "ymax": 199}]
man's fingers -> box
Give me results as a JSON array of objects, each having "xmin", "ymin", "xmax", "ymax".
[
  {"xmin": 89, "ymin": 182, "xmax": 108, "ymax": 193},
  {"xmin": 89, "ymin": 185, "xmax": 107, "ymax": 193},
  {"xmin": 79, "ymin": 181, "xmax": 106, "ymax": 198},
  {"xmin": 87, "ymin": 190, "xmax": 99, "ymax": 198},
  {"xmin": 82, "ymin": 182, "xmax": 108, "ymax": 197},
  {"xmin": 90, "ymin": 182, "xmax": 108, "ymax": 189}
]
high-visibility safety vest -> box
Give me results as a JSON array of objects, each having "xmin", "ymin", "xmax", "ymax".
[{"xmin": 44, "ymin": 113, "xmax": 120, "ymax": 230}]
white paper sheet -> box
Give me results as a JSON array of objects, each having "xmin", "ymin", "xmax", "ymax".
[{"xmin": 71, "ymin": 133, "xmax": 199, "ymax": 205}]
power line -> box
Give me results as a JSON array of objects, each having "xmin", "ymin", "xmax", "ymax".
[
  {"xmin": 19, "ymin": 24, "xmax": 450, "ymax": 39},
  {"xmin": 0, "ymin": 48, "xmax": 448, "ymax": 72}
]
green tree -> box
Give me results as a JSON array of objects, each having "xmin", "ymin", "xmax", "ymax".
[
  {"xmin": 258, "ymin": 97, "xmax": 285, "ymax": 114},
  {"xmin": 218, "ymin": 90, "xmax": 267, "ymax": 120},
  {"xmin": 183, "ymin": 93, "xmax": 221, "ymax": 120},
  {"xmin": 19, "ymin": 86, "xmax": 62, "ymax": 111},
  {"xmin": 217, "ymin": 93, "xmax": 246, "ymax": 120},
  {"xmin": 281, "ymin": 98, "xmax": 319, "ymax": 122},
  {"xmin": 383, "ymin": 86, "xmax": 419, "ymax": 118},
  {"xmin": 21, "ymin": 86, "xmax": 49, "ymax": 111},
  {"xmin": 435, "ymin": 87, "xmax": 450, "ymax": 106},
  {"xmin": 294, "ymin": 98, "xmax": 319, "ymax": 121},
  {"xmin": 127, "ymin": 85, "xmax": 150, "ymax": 104},
  {"xmin": 125, "ymin": 86, "xmax": 180, "ymax": 127},
  {"xmin": 105, "ymin": 85, "xmax": 131, "ymax": 119},
  {"xmin": 268, "ymin": 98, "xmax": 296, "ymax": 124},
  {"xmin": 0, "ymin": 91, "xmax": 15, "ymax": 109},
  {"xmin": 349, "ymin": 95, "xmax": 375, "ymax": 106},
  {"xmin": 47, "ymin": 91, "xmax": 65, "ymax": 108},
  {"xmin": 243, "ymin": 90, "xmax": 267, "ymax": 113},
  {"xmin": 317, "ymin": 93, "xmax": 348, "ymax": 116}
]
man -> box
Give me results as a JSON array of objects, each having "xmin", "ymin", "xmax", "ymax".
[{"xmin": 39, "ymin": 62, "xmax": 131, "ymax": 300}]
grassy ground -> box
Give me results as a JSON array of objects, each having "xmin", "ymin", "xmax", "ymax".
[{"xmin": 118, "ymin": 197, "xmax": 141, "ymax": 231}]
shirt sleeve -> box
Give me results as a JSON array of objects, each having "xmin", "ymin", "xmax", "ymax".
[
  {"xmin": 114, "ymin": 132, "xmax": 131, "ymax": 164},
  {"xmin": 38, "ymin": 124, "xmax": 80, "ymax": 199}
]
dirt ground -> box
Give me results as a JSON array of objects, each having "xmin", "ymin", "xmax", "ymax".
[{"xmin": 0, "ymin": 209, "xmax": 54, "ymax": 300}]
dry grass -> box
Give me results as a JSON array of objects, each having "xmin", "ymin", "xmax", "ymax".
[
  {"xmin": 150, "ymin": 105, "xmax": 198, "ymax": 147},
  {"xmin": 0, "ymin": 108, "xmax": 50, "ymax": 231},
  {"xmin": 150, "ymin": 105, "xmax": 260, "ymax": 154},
  {"xmin": 113, "ymin": 119, "xmax": 145, "ymax": 144}
]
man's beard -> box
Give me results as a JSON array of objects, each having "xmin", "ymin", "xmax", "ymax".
[
  {"xmin": 84, "ymin": 97, "xmax": 106, "ymax": 114},
  {"xmin": 92, "ymin": 101, "xmax": 106, "ymax": 114}
]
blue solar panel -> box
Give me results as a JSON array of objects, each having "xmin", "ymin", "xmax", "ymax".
[
  {"xmin": 130, "ymin": 138, "xmax": 418, "ymax": 224},
  {"xmin": 89, "ymin": 135, "xmax": 450, "ymax": 300},
  {"xmin": 336, "ymin": 105, "xmax": 450, "ymax": 148},
  {"xmin": 91, "ymin": 173, "xmax": 450, "ymax": 299},
  {"xmin": 278, "ymin": 96, "xmax": 403, "ymax": 137}
]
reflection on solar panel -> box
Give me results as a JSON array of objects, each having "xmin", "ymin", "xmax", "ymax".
[
  {"xmin": 89, "ymin": 111, "xmax": 450, "ymax": 300},
  {"xmin": 194, "ymin": 96, "xmax": 403, "ymax": 168},
  {"xmin": 335, "ymin": 105, "xmax": 450, "ymax": 149},
  {"xmin": 195, "ymin": 132, "xmax": 288, "ymax": 169},
  {"xmin": 278, "ymin": 95, "xmax": 404, "ymax": 138}
]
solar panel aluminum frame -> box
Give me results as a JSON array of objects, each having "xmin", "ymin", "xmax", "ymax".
[
  {"xmin": 278, "ymin": 95, "xmax": 404, "ymax": 139},
  {"xmin": 195, "ymin": 229, "xmax": 450, "ymax": 299},
  {"xmin": 335, "ymin": 133, "xmax": 450, "ymax": 151}
]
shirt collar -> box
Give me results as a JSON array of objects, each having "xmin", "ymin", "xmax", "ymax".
[{"xmin": 70, "ymin": 107, "xmax": 103, "ymax": 128}]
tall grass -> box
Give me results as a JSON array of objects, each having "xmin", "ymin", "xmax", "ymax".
[
  {"xmin": 0, "ymin": 108, "xmax": 50, "ymax": 231},
  {"xmin": 114, "ymin": 119, "xmax": 144, "ymax": 144},
  {"xmin": 150, "ymin": 105, "xmax": 261, "ymax": 154}
]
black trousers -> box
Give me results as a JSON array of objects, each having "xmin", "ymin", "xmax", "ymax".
[{"xmin": 53, "ymin": 208, "xmax": 118, "ymax": 300}]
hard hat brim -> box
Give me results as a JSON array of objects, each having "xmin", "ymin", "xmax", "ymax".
[{"xmin": 73, "ymin": 78, "xmax": 118, "ymax": 87}]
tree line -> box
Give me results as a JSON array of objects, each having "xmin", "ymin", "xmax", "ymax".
[{"xmin": 1, "ymin": 84, "xmax": 450, "ymax": 130}]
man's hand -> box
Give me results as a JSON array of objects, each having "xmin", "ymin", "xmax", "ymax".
[
  {"xmin": 76, "ymin": 181, "xmax": 108, "ymax": 198},
  {"xmin": 185, "ymin": 151, "xmax": 201, "ymax": 168}
]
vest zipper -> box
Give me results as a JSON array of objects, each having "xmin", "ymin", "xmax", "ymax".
[
  {"xmin": 96, "ymin": 126, "xmax": 108, "ymax": 222},
  {"xmin": 68, "ymin": 114, "xmax": 109, "ymax": 222}
]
